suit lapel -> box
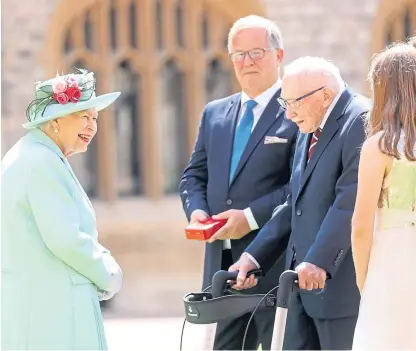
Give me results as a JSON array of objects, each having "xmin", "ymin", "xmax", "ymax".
[
  {"xmin": 295, "ymin": 89, "xmax": 354, "ymax": 202},
  {"xmin": 230, "ymin": 89, "xmax": 284, "ymax": 185},
  {"xmin": 291, "ymin": 134, "xmax": 307, "ymax": 200},
  {"xmin": 216, "ymin": 95, "xmax": 241, "ymax": 191},
  {"xmin": 299, "ymin": 133, "xmax": 312, "ymax": 176}
]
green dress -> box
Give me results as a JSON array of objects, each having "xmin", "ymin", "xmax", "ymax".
[{"xmin": 1, "ymin": 129, "xmax": 122, "ymax": 350}]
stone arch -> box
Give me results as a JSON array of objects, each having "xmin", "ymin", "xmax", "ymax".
[
  {"xmin": 42, "ymin": 0, "xmax": 265, "ymax": 199},
  {"xmin": 43, "ymin": 0, "xmax": 265, "ymax": 74}
]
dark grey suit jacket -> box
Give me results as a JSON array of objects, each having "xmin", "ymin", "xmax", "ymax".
[{"xmin": 246, "ymin": 88, "xmax": 371, "ymax": 319}]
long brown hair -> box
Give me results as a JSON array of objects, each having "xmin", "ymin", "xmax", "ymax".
[{"xmin": 367, "ymin": 40, "xmax": 416, "ymax": 161}]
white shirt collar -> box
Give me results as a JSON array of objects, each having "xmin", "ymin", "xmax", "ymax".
[
  {"xmin": 241, "ymin": 80, "xmax": 281, "ymax": 108},
  {"xmin": 319, "ymin": 88, "xmax": 344, "ymax": 130}
]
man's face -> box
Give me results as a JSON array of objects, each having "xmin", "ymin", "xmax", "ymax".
[
  {"xmin": 280, "ymin": 74, "xmax": 333, "ymax": 133},
  {"xmin": 230, "ymin": 28, "xmax": 283, "ymax": 97}
]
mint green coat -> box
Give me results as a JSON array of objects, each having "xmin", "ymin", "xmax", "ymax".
[{"xmin": 1, "ymin": 129, "xmax": 120, "ymax": 350}]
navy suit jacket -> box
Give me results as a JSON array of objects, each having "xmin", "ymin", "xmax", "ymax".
[
  {"xmin": 246, "ymin": 88, "xmax": 371, "ymax": 319},
  {"xmin": 179, "ymin": 89, "xmax": 298, "ymax": 292}
]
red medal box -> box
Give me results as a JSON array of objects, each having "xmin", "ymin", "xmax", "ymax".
[{"xmin": 185, "ymin": 217, "xmax": 228, "ymax": 240}]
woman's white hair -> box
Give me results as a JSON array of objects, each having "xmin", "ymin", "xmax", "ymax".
[
  {"xmin": 284, "ymin": 56, "xmax": 345, "ymax": 92},
  {"xmin": 227, "ymin": 15, "xmax": 283, "ymax": 53}
]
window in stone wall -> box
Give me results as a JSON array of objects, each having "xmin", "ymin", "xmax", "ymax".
[
  {"xmin": 157, "ymin": 60, "xmax": 188, "ymax": 194},
  {"xmin": 384, "ymin": 3, "xmax": 416, "ymax": 47},
  {"xmin": 56, "ymin": 0, "xmax": 237, "ymax": 200},
  {"xmin": 113, "ymin": 61, "xmax": 142, "ymax": 196},
  {"xmin": 202, "ymin": 13, "xmax": 209, "ymax": 50},
  {"xmin": 224, "ymin": 30, "xmax": 229, "ymax": 51},
  {"xmin": 64, "ymin": 30, "xmax": 73, "ymax": 54},
  {"xmin": 129, "ymin": 1, "xmax": 138, "ymax": 49},
  {"xmin": 156, "ymin": 0, "xmax": 164, "ymax": 51},
  {"xmin": 385, "ymin": 25, "xmax": 393, "ymax": 46},
  {"xmin": 205, "ymin": 59, "xmax": 232, "ymax": 102},
  {"xmin": 175, "ymin": 0, "xmax": 185, "ymax": 48},
  {"xmin": 84, "ymin": 11, "xmax": 94, "ymax": 51},
  {"xmin": 404, "ymin": 7, "xmax": 412, "ymax": 39},
  {"xmin": 110, "ymin": 1, "xmax": 117, "ymax": 51}
]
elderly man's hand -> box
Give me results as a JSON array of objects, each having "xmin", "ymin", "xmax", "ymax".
[
  {"xmin": 295, "ymin": 262, "xmax": 327, "ymax": 291},
  {"xmin": 228, "ymin": 253, "xmax": 259, "ymax": 290},
  {"xmin": 208, "ymin": 210, "xmax": 251, "ymax": 242}
]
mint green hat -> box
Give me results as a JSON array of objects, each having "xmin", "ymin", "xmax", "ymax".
[{"xmin": 23, "ymin": 68, "xmax": 120, "ymax": 129}]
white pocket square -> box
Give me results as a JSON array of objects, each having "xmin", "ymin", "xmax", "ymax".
[{"xmin": 264, "ymin": 136, "xmax": 288, "ymax": 144}]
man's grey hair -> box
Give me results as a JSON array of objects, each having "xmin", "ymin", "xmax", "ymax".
[
  {"xmin": 283, "ymin": 56, "xmax": 345, "ymax": 92},
  {"xmin": 227, "ymin": 15, "xmax": 283, "ymax": 53}
]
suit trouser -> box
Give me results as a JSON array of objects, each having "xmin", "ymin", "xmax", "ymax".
[
  {"xmin": 213, "ymin": 249, "xmax": 275, "ymax": 350},
  {"xmin": 282, "ymin": 291, "xmax": 358, "ymax": 350}
]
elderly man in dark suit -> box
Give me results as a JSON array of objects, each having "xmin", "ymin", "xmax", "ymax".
[
  {"xmin": 230, "ymin": 56, "xmax": 370, "ymax": 350},
  {"xmin": 179, "ymin": 15, "xmax": 298, "ymax": 350}
]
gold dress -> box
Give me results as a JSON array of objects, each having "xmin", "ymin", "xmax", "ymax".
[{"xmin": 352, "ymin": 137, "xmax": 416, "ymax": 350}]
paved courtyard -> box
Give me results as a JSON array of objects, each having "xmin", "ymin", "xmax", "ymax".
[{"xmin": 104, "ymin": 317, "xmax": 211, "ymax": 350}]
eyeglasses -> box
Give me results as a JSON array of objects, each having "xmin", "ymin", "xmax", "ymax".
[
  {"xmin": 277, "ymin": 86, "xmax": 325, "ymax": 109},
  {"xmin": 229, "ymin": 48, "xmax": 274, "ymax": 62}
]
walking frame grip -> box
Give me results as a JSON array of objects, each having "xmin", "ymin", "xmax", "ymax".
[
  {"xmin": 183, "ymin": 269, "xmax": 270, "ymax": 325},
  {"xmin": 182, "ymin": 269, "xmax": 300, "ymax": 350}
]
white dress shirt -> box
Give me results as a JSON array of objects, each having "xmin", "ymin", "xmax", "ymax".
[{"xmin": 246, "ymin": 86, "xmax": 345, "ymax": 268}]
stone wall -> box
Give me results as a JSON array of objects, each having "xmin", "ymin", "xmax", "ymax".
[
  {"xmin": 262, "ymin": 0, "xmax": 380, "ymax": 95},
  {"xmin": 2, "ymin": 0, "xmax": 382, "ymax": 153},
  {"xmin": 1, "ymin": 0, "xmax": 62, "ymax": 150}
]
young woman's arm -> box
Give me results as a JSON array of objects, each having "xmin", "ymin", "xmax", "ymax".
[{"xmin": 351, "ymin": 134, "xmax": 390, "ymax": 292}]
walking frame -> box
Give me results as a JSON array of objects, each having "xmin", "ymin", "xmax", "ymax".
[{"xmin": 181, "ymin": 269, "xmax": 299, "ymax": 351}]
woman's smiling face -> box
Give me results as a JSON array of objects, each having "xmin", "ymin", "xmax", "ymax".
[{"xmin": 49, "ymin": 108, "xmax": 98, "ymax": 157}]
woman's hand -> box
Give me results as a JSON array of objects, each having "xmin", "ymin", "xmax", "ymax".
[{"xmin": 97, "ymin": 289, "xmax": 115, "ymax": 301}]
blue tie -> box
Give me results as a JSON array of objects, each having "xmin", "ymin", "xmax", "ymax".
[{"xmin": 229, "ymin": 99, "xmax": 257, "ymax": 183}]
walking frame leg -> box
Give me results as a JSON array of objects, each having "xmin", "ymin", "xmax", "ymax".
[
  {"xmin": 270, "ymin": 307, "xmax": 288, "ymax": 350},
  {"xmin": 202, "ymin": 323, "xmax": 217, "ymax": 351}
]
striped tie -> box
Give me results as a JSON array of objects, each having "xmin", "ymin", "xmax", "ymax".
[{"xmin": 308, "ymin": 128, "xmax": 322, "ymax": 161}]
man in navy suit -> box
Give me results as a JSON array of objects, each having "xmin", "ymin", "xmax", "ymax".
[
  {"xmin": 230, "ymin": 57, "xmax": 371, "ymax": 350},
  {"xmin": 179, "ymin": 15, "xmax": 298, "ymax": 350}
]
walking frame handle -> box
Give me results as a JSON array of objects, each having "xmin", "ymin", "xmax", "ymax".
[
  {"xmin": 276, "ymin": 270, "xmax": 298, "ymax": 308},
  {"xmin": 211, "ymin": 269, "xmax": 264, "ymax": 298}
]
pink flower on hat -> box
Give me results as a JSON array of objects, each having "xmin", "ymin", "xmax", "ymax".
[
  {"xmin": 66, "ymin": 76, "xmax": 79, "ymax": 88},
  {"xmin": 66, "ymin": 87, "xmax": 81, "ymax": 103},
  {"xmin": 51, "ymin": 75, "xmax": 82, "ymax": 104},
  {"xmin": 52, "ymin": 78, "xmax": 68, "ymax": 94},
  {"xmin": 53, "ymin": 92, "xmax": 69, "ymax": 104}
]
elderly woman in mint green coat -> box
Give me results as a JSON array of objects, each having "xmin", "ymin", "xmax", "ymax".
[{"xmin": 1, "ymin": 69, "xmax": 122, "ymax": 350}]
